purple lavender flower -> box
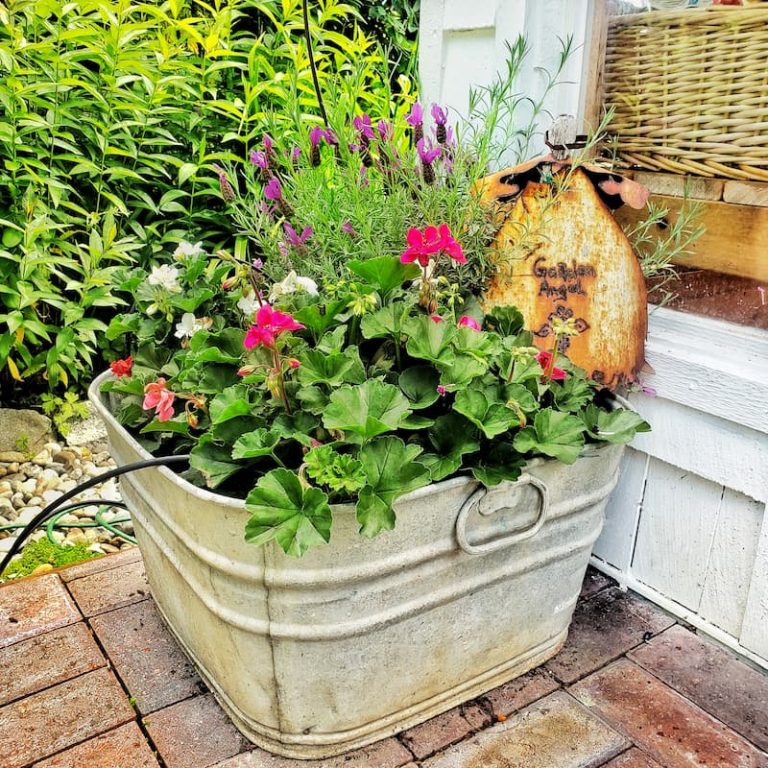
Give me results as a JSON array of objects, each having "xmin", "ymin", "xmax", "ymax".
[
  {"xmin": 416, "ymin": 138, "xmax": 441, "ymax": 185},
  {"xmin": 341, "ymin": 220, "xmax": 357, "ymax": 237},
  {"xmin": 406, "ymin": 102, "xmax": 424, "ymax": 145},
  {"xmin": 283, "ymin": 222, "xmax": 313, "ymax": 248},
  {"xmin": 405, "ymin": 102, "xmax": 423, "ymax": 128},
  {"xmin": 250, "ymin": 149, "xmax": 269, "ymax": 170},
  {"xmin": 377, "ymin": 120, "xmax": 393, "ymax": 142},
  {"xmin": 264, "ymin": 177, "xmax": 283, "ymax": 201},
  {"xmin": 214, "ymin": 165, "xmax": 235, "ymax": 202},
  {"xmin": 431, "ymin": 104, "xmax": 448, "ymax": 125},
  {"xmin": 263, "ymin": 133, "xmax": 274, "ymax": 154},
  {"xmin": 353, "ymin": 114, "xmax": 375, "ymax": 141},
  {"xmin": 310, "ymin": 126, "xmax": 327, "ymax": 148},
  {"xmin": 416, "ymin": 138, "xmax": 441, "ymax": 165},
  {"xmin": 309, "ymin": 126, "xmax": 329, "ymax": 166},
  {"xmin": 431, "ymin": 104, "xmax": 450, "ymax": 145}
]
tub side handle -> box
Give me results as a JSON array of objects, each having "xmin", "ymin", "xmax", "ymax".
[{"xmin": 455, "ymin": 474, "xmax": 550, "ymax": 556}]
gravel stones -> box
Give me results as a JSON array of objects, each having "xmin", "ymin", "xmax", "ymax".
[{"xmin": 0, "ymin": 442, "xmax": 134, "ymax": 572}]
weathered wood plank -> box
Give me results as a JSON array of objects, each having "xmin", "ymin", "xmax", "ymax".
[
  {"xmin": 615, "ymin": 196, "xmax": 768, "ymax": 281},
  {"xmin": 631, "ymin": 172, "xmax": 724, "ymax": 201},
  {"xmin": 739, "ymin": 504, "xmax": 768, "ymax": 660},
  {"xmin": 632, "ymin": 459, "xmax": 723, "ymax": 611},
  {"xmin": 723, "ymin": 180, "xmax": 768, "ymax": 208},
  {"xmin": 580, "ymin": 0, "xmax": 609, "ymax": 135},
  {"xmin": 594, "ymin": 448, "xmax": 648, "ymax": 571},
  {"xmin": 698, "ymin": 490, "xmax": 764, "ymax": 638},
  {"xmin": 640, "ymin": 307, "xmax": 768, "ymax": 436},
  {"xmin": 627, "ymin": 395, "xmax": 768, "ymax": 505}
]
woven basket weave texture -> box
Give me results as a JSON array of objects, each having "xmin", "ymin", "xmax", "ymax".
[{"xmin": 604, "ymin": 7, "xmax": 768, "ymax": 181}]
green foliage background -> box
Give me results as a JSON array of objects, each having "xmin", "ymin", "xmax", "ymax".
[{"xmin": 0, "ymin": 0, "xmax": 418, "ymax": 401}]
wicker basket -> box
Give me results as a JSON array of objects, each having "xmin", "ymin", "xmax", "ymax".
[{"xmin": 604, "ymin": 7, "xmax": 768, "ymax": 181}]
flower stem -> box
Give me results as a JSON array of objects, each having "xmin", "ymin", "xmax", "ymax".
[{"xmin": 272, "ymin": 348, "xmax": 292, "ymax": 415}]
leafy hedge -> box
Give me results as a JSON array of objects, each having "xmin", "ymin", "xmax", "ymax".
[{"xmin": 0, "ymin": 0, "xmax": 417, "ymax": 401}]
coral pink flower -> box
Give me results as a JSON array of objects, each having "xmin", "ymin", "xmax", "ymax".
[
  {"xmin": 430, "ymin": 314, "xmax": 443, "ymax": 323},
  {"xmin": 458, "ymin": 315, "xmax": 481, "ymax": 331},
  {"xmin": 244, "ymin": 303, "xmax": 305, "ymax": 350},
  {"xmin": 143, "ymin": 378, "xmax": 176, "ymax": 421},
  {"xmin": 110, "ymin": 357, "xmax": 133, "ymax": 378},
  {"xmin": 536, "ymin": 350, "xmax": 567, "ymax": 381}
]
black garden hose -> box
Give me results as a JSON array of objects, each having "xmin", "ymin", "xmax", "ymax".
[{"xmin": 0, "ymin": 455, "xmax": 190, "ymax": 576}]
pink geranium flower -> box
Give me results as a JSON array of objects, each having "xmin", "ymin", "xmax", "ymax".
[
  {"xmin": 400, "ymin": 223, "xmax": 466, "ymax": 267},
  {"xmin": 536, "ymin": 350, "xmax": 567, "ymax": 381},
  {"xmin": 244, "ymin": 303, "xmax": 305, "ymax": 350},
  {"xmin": 143, "ymin": 378, "xmax": 176, "ymax": 422},
  {"xmin": 458, "ymin": 315, "xmax": 481, "ymax": 331}
]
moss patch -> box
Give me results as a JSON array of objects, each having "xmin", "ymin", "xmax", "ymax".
[{"xmin": 0, "ymin": 539, "xmax": 101, "ymax": 582}]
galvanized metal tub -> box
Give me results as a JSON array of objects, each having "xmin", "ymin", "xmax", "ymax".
[{"xmin": 90, "ymin": 371, "xmax": 625, "ymax": 759}]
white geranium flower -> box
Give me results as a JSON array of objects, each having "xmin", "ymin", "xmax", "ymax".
[
  {"xmin": 268, "ymin": 271, "xmax": 318, "ymax": 302},
  {"xmin": 148, "ymin": 264, "xmax": 182, "ymax": 293},
  {"xmin": 237, "ymin": 290, "xmax": 261, "ymax": 317},
  {"xmin": 173, "ymin": 241, "xmax": 205, "ymax": 261},
  {"xmin": 174, "ymin": 313, "xmax": 212, "ymax": 339}
]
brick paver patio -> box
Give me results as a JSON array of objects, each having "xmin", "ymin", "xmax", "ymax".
[{"xmin": 1, "ymin": 551, "xmax": 767, "ymax": 768}]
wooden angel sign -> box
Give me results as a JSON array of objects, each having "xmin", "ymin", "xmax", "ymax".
[{"xmin": 478, "ymin": 116, "xmax": 650, "ymax": 389}]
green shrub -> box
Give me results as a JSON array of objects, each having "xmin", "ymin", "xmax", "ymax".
[{"xmin": 0, "ymin": 0, "xmax": 415, "ymax": 401}]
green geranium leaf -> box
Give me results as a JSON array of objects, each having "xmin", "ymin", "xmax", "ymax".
[
  {"xmin": 513, "ymin": 408, "xmax": 586, "ymax": 464},
  {"xmin": 295, "ymin": 385, "xmax": 329, "ymax": 414},
  {"xmin": 305, "ymin": 445, "xmax": 366, "ymax": 494},
  {"xmin": 503, "ymin": 383, "xmax": 539, "ymax": 417},
  {"xmin": 298, "ymin": 349, "xmax": 362, "ymax": 387},
  {"xmin": 271, "ymin": 411, "xmax": 319, "ymax": 447},
  {"xmin": 404, "ymin": 315, "xmax": 456, "ymax": 365},
  {"xmin": 471, "ymin": 442, "xmax": 526, "ymax": 486},
  {"xmin": 583, "ymin": 405, "xmax": 651, "ymax": 444},
  {"xmin": 453, "ymin": 388, "xmax": 521, "ymax": 439},
  {"xmin": 323, "ymin": 380, "xmax": 412, "ymax": 439},
  {"xmin": 212, "ymin": 415, "xmax": 263, "ymax": 445},
  {"xmin": 105, "ymin": 313, "xmax": 140, "ymax": 341},
  {"xmin": 189, "ymin": 328, "xmax": 245, "ymax": 358},
  {"xmin": 360, "ymin": 301, "xmax": 411, "ymax": 340},
  {"xmin": 170, "ymin": 288, "xmax": 215, "ymax": 313},
  {"xmin": 190, "ymin": 435, "xmax": 242, "ymax": 489},
  {"xmin": 419, "ymin": 452, "xmax": 464, "ymax": 482},
  {"xmin": 399, "ymin": 366, "xmax": 440, "ymax": 409},
  {"xmin": 453, "ymin": 326, "xmax": 500, "ymax": 360},
  {"xmin": 317, "ymin": 325, "xmax": 348, "ymax": 354},
  {"xmin": 401, "ymin": 413, "xmax": 435, "ymax": 429},
  {"xmin": 294, "ymin": 298, "xmax": 349, "ymax": 339},
  {"xmin": 553, "ymin": 374, "xmax": 597, "ymax": 413},
  {"xmin": 209, "ymin": 385, "xmax": 253, "ymax": 424},
  {"xmin": 244, "ymin": 469, "xmax": 332, "ymax": 557},
  {"xmin": 437, "ymin": 354, "xmax": 487, "ymax": 387},
  {"xmin": 356, "ymin": 436, "xmax": 430, "ymax": 538},
  {"xmin": 140, "ymin": 415, "xmax": 191, "ymax": 436},
  {"xmin": 231, "ymin": 428, "xmax": 280, "ymax": 459},
  {"xmin": 429, "ymin": 413, "xmax": 480, "ymax": 456},
  {"xmin": 485, "ymin": 306, "xmax": 525, "ymax": 336},
  {"xmin": 348, "ymin": 255, "xmax": 419, "ymax": 297},
  {"xmin": 421, "ymin": 413, "xmax": 480, "ymax": 481}
]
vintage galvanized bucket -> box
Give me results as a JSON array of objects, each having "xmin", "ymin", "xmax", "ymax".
[{"xmin": 90, "ymin": 371, "xmax": 625, "ymax": 759}]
